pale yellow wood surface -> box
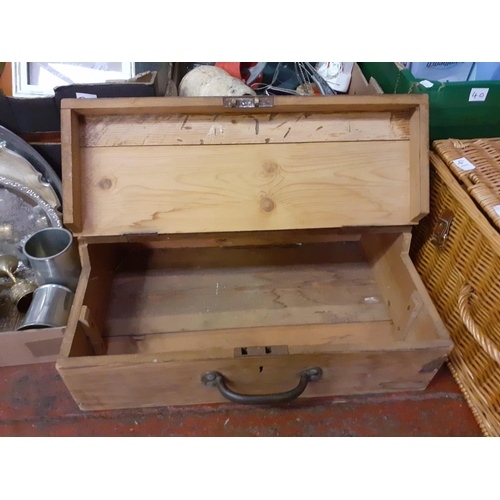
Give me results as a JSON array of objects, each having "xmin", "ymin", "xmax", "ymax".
[
  {"xmin": 78, "ymin": 140, "xmax": 411, "ymax": 236},
  {"xmin": 61, "ymin": 109, "xmax": 82, "ymax": 232},
  {"xmin": 61, "ymin": 244, "xmax": 93, "ymax": 359},
  {"xmin": 57, "ymin": 235, "xmax": 451, "ymax": 410},
  {"xmin": 60, "ymin": 94, "xmax": 427, "ymax": 116},
  {"xmin": 104, "ymin": 262, "xmax": 390, "ymax": 336},
  {"xmin": 57, "ymin": 347, "xmax": 450, "ymax": 410},
  {"xmin": 361, "ymin": 232, "xmax": 450, "ymax": 342},
  {"xmin": 79, "ymin": 305, "xmax": 106, "ymax": 355},
  {"xmin": 408, "ymin": 101, "xmax": 430, "ymax": 222},
  {"xmin": 105, "ymin": 322, "xmax": 396, "ymax": 356},
  {"xmin": 55, "ymin": 94, "xmax": 437, "ymax": 411},
  {"xmin": 81, "ymin": 111, "xmax": 410, "ymax": 147},
  {"xmin": 77, "ymin": 226, "xmax": 410, "ymax": 246},
  {"xmin": 419, "ymin": 101, "xmax": 430, "ymax": 216}
]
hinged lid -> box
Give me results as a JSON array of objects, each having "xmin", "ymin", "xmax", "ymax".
[
  {"xmin": 434, "ymin": 138, "xmax": 500, "ymax": 231},
  {"xmin": 61, "ymin": 95, "xmax": 429, "ymax": 238}
]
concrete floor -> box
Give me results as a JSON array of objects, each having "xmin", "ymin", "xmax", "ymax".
[{"xmin": 0, "ymin": 363, "xmax": 481, "ymax": 436}]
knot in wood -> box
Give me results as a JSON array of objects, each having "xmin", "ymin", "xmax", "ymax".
[
  {"xmin": 99, "ymin": 178, "xmax": 113, "ymax": 190},
  {"xmin": 260, "ymin": 197, "xmax": 275, "ymax": 212},
  {"xmin": 262, "ymin": 162, "xmax": 278, "ymax": 177}
]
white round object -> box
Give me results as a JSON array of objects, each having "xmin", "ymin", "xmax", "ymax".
[{"xmin": 179, "ymin": 66, "xmax": 256, "ymax": 97}]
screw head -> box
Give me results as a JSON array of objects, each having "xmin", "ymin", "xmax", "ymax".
[{"xmin": 305, "ymin": 367, "xmax": 323, "ymax": 381}]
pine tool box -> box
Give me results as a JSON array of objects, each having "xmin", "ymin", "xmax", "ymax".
[{"xmin": 56, "ymin": 95, "xmax": 452, "ymax": 411}]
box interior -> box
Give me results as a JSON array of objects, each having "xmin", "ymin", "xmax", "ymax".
[{"xmin": 66, "ymin": 233, "xmax": 442, "ymax": 359}]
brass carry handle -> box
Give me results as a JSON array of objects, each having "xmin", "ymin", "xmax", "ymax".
[
  {"xmin": 458, "ymin": 284, "xmax": 500, "ymax": 364},
  {"xmin": 201, "ymin": 367, "xmax": 323, "ymax": 405}
]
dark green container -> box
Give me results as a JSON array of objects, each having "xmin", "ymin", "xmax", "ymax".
[{"xmin": 359, "ymin": 62, "xmax": 500, "ymax": 142}]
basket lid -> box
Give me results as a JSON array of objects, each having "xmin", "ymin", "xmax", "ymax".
[
  {"xmin": 61, "ymin": 95, "xmax": 429, "ymax": 239},
  {"xmin": 433, "ymin": 138, "xmax": 500, "ymax": 231}
]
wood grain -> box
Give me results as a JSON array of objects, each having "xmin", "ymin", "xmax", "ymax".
[
  {"xmin": 78, "ymin": 140, "xmax": 411, "ymax": 237},
  {"xmin": 362, "ymin": 233, "xmax": 418, "ymax": 337},
  {"xmin": 55, "ymin": 94, "xmax": 441, "ymax": 411},
  {"xmin": 409, "ymin": 101, "xmax": 430, "ymax": 222},
  {"xmin": 104, "ymin": 262, "xmax": 390, "ymax": 336},
  {"xmin": 79, "ymin": 306, "xmax": 106, "ymax": 355},
  {"xmin": 419, "ymin": 100, "xmax": 430, "ymax": 216},
  {"xmin": 61, "ymin": 109, "xmax": 82, "ymax": 232},
  {"xmin": 361, "ymin": 232, "xmax": 450, "ymax": 342},
  {"xmin": 57, "ymin": 347, "xmax": 451, "ymax": 410},
  {"xmin": 60, "ymin": 95, "xmax": 426, "ymax": 116},
  {"xmin": 77, "ymin": 226, "xmax": 410, "ymax": 246},
  {"xmin": 61, "ymin": 243, "xmax": 120, "ymax": 359},
  {"xmin": 104, "ymin": 322, "xmax": 396, "ymax": 357},
  {"xmin": 113, "ymin": 241, "xmax": 366, "ymax": 272},
  {"xmin": 81, "ymin": 111, "xmax": 410, "ymax": 147}
]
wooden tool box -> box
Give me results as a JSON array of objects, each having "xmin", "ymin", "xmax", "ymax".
[{"xmin": 56, "ymin": 95, "xmax": 452, "ymax": 411}]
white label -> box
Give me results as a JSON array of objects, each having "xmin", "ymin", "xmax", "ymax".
[
  {"xmin": 75, "ymin": 92, "xmax": 97, "ymax": 99},
  {"xmin": 453, "ymin": 157, "xmax": 476, "ymax": 171},
  {"xmin": 419, "ymin": 80, "xmax": 434, "ymax": 88},
  {"xmin": 493, "ymin": 205, "xmax": 500, "ymax": 217},
  {"xmin": 469, "ymin": 88, "xmax": 489, "ymax": 102}
]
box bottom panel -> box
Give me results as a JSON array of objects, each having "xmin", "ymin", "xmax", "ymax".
[{"xmin": 104, "ymin": 258, "xmax": 391, "ymax": 340}]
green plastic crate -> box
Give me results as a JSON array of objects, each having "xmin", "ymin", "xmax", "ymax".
[{"xmin": 359, "ymin": 62, "xmax": 500, "ymax": 142}]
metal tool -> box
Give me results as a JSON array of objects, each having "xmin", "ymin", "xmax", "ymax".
[
  {"xmin": 0, "ymin": 176, "xmax": 62, "ymax": 263},
  {"xmin": 17, "ymin": 284, "xmax": 74, "ymax": 330},
  {"xmin": 0, "ymin": 125, "xmax": 62, "ymax": 202},
  {"xmin": 295, "ymin": 62, "xmax": 336, "ymax": 96},
  {"xmin": 0, "ymin": 143, "xmax": 59, "ymax": 209},
  {"xmin": 0, "ymin": 254, "xmax": 18, "ymax": 284},
  {"xmin": 9, "ymin": 279, "xmax": 38, "ymax": 313},
  {"xmin": 22, "ymin": 227, "xmax": 81, "ymax": 291}
]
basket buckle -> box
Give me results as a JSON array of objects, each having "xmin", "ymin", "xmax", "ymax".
[{"xmin": 431, "ymin": 209, "xmax": 454, "ymax": 248}]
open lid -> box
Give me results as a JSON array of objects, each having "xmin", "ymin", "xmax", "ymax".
[{"xmin": 61, "ymin": 95, "xmax": 429, "ymax": 238}]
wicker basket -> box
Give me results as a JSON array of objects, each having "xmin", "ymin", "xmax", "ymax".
[
  {"xmin": 434, "ymin": 138, "xmax": 500, "ymax": 231},
  {"xmin": 411, "ymin": 151, "xmax": 500, "ymax": 437}
]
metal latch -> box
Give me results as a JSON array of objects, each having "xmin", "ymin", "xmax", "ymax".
[
  {"xmin": 431, "ymin": 209, "xmax": 453, "ymax": 249},
  {"xmin": 223, "ymin": 96, "xmax": 274, "ymax": 109},
  {"xmin": 234, "ymin": 345, "xmax": 288, "ymax": 357}
]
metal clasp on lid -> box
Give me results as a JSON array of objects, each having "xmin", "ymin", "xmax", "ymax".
[
  {"xmin": 431, "ymin": 209, "xmax": 454, "ymax": 248},
  {"xmin": 223, "ymin": 96, "xmax": 274, "ymax": 109}
]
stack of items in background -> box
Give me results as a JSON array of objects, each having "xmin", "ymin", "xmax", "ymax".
[
  {"xmin": 359, "ymin": 62, "xmax": 500, "ymax": 142},
  {"xmin": 176, "ymin": 62, "xmax": 359, "ymax": 97},
  {"xmin": 401, "ymin": 62, "xmax": 500, "ymax": 83},
  {"xmin": 0, "ymin": 127, "xmax": 80, "ymax": 367}
]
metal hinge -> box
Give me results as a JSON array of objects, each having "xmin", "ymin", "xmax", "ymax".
[
  {"xmin": 223, "ymin": 96, "xmax": 274, "ymax": 109},
  {"xmin": 431, "ymin": 209, "xmax": 453, "ymax": 249}
]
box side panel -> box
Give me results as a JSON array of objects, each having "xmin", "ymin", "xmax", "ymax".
[
  {"xmin": 0, "ymin": 328, "xmax": 64, "ymax": 367},
  {"xmin": 58, "ymin": 348, "xmax": 450, "ymax": 410}
]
